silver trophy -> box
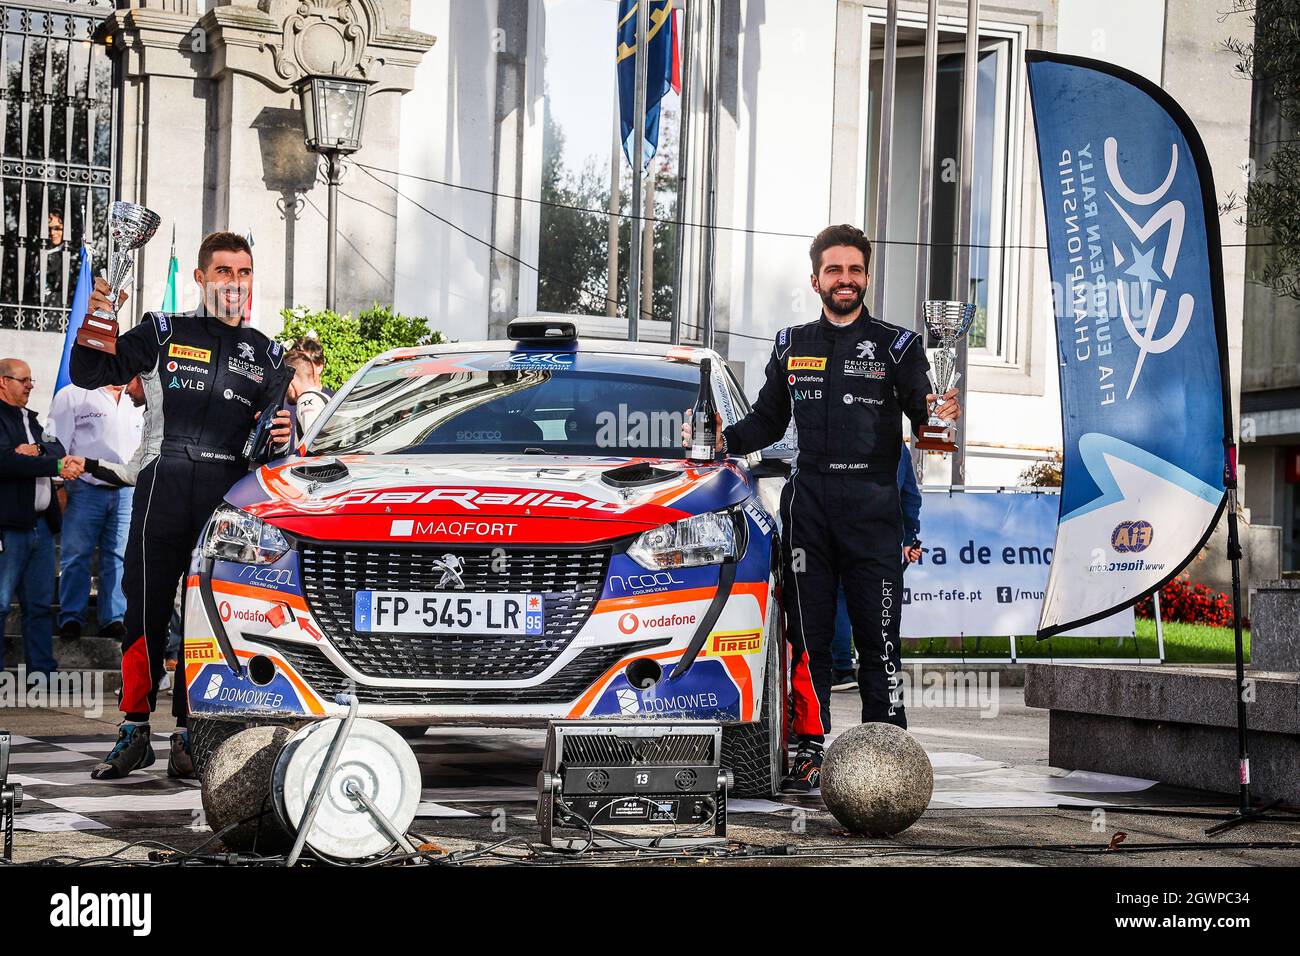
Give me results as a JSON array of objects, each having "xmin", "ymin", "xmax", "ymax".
[
  {"xmin": 76, "ymin": 201, "xmax": 162, "ymax": 354},
  {"xmin": 914, "ymin": 299, "xmax": 977, "ymax": 453}
]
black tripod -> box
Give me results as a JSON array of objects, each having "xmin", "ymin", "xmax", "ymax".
[{"xmin": 1200, "ymin": 459, "xmax": 1297, "ymax": 836}]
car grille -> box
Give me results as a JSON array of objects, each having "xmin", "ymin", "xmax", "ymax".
[
  {"xmin": 297, "ymin": 544, "xmax": 612, "ymax": 681},
  {"xmin": 259, "ymin": 637, "xmax": 667, "ymax": 706}
]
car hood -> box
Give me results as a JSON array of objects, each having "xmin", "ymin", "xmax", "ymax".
[{"xmin": 226, "ymin": 454, "xmax": 752, "ymax": 545}]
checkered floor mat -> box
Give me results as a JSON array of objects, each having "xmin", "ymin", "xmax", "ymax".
[{"xmin": 6, "ymin": 729, "xmax": 1223, "ymax": 834}]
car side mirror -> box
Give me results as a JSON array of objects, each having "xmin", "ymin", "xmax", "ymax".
[{"xmin": 750, "ymin": 457, "xmax": 791, "ymax": 479}]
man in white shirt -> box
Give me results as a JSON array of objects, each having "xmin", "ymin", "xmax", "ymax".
[{"xmin": 47, "ymin": 379, "xmax": 144, "ymax": 641}]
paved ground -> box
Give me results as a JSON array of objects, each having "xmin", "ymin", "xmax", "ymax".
[{"xmin": 3, "ymin": 677, "xmax": 1299, "ymax": 867}]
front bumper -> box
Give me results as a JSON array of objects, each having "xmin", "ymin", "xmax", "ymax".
[{"xmin": 183, "ymin": 538, "xmax": 773, "ymax": 726}]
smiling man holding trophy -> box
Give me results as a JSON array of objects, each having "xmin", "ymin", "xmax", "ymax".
[
  {"xmin": 682, "ymin": 224, "xmax": 962, "ymax": 792},
  {"xmin": 71, "ymin": 216, "xmax": 295, "ymax": 782}
]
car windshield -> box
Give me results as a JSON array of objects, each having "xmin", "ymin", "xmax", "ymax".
[{"xmin": 307, "ymin": 350, "xmax": 701, "ymax": 458}]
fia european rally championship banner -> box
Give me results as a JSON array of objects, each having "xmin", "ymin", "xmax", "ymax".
[
  {"xmin": 1025, "ymin": 52, "xmax": 1232, "ymax": 637},
  {"xmin": 901, "ymin": 490, "xmax": 1134, "ymax": 639}
]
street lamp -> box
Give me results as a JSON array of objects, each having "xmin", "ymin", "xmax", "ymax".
[{"xmin": 294, "ymin": 74, "xmax": 373, "ymax": 311}]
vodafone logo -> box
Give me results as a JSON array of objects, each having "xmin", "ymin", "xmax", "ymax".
[
  {"xmin": 641, "ymin": 612, "xmax": 697, "ymax": 629},
  {"xmin": 167, "ymin": 360, "xmax": 178, "ymax": 372},
  {"xmin": 218, "ymin": 600, "xmax": 271, "ymax": 624},
  {"xmin": 787, "ymin": 374, "xmax": 796, "ymax": 385},
  {"xmin": 617, "ymin": 611, "xmax": 697, "ymax": 635}
]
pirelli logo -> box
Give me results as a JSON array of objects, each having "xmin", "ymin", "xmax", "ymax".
[
  {"xmin": 184, "ymin": 638, "xmax": 220, "ymax": 663},
  {"xmin": 169, "ymin": 343, "xmax": 212, "ymax": 362},
  {"xmin": 787, "ymin": 356, "xmax": 826, "ymax": 371},
  {"xmin": 706, "ymin": 631, "xmax": 763, "ymax": 656}
]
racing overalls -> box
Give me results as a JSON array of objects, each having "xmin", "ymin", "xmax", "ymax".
[
  {"xmin": 724, "ymin": 310, "xmax": 931, "ymax": 739},
  {"xmin": 71, "ymin": 306, "xmax": 291, "ymax": 721}
]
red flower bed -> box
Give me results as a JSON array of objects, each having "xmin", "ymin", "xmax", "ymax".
[{"xmin": 1134, "ymin": 577, "xmax": 1237, "ymax": 627}]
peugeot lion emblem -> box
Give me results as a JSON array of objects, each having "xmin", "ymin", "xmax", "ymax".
[{"xmin": 433, "ymin": 554, "xmax": 466, "ymax": 590}]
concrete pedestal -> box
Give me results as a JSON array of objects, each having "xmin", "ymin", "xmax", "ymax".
[
  {"xmin": 1025, "ymin": 663, "xmax": 1300, "ymax": 802},
  {"xmin": 1251, "ymin": 579, "xmax": 1300, "ymax": 672}
]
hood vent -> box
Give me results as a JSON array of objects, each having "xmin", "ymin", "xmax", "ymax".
[
  {"xmin": 600, "ymin": 461, "xmax": 679, "ymax": 489},
  {"xmin": 290, "ymin": 459, "xmax": 350, "ymax": 483}
]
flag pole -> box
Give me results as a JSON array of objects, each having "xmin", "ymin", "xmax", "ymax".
[
  {"xmin": 1203, "ymin": 452, "xmax": 1284, "ymax": 835},
  {"xmin": 627, "ymin": 0, "xmax": 650, "ymax": 343},
  {"xmin": 607, "ymin": 98, "xmax": 621, "ymax": 319}
]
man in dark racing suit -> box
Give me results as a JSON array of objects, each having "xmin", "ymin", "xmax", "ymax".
[
  {"xmin": 72, "ymin": 231, "xmax": 293, "ymax": 779},
  {"xmin": 687, "ymin": 224, "xmax": 960, "ymax": 791}
]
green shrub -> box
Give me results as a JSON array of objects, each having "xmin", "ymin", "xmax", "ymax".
[{"xmin": 278, "ymin": 304, "xmax": 445, "ymax": 391}]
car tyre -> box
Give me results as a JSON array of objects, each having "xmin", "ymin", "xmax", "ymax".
[{"xmin": 720, "ymin": 597, "xmax": 787, "ymax": 797}]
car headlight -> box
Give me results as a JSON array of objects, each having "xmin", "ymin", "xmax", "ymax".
[
  {"xmin": 627, "ymin": 510, "xmax": 739, "ymax": 569},
  {"xmin": 202, "ymin": 504, "xmax": 290, "ymax": 565}
]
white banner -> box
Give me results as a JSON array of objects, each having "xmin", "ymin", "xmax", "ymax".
[{"xmin": 901, "ymin": 489, "xmax": 1135, "ymax": 639}]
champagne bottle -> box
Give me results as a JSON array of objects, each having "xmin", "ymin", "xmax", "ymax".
[{"xmin": 689, "ymin": 358, "xmax": 719, "ymax": 462}]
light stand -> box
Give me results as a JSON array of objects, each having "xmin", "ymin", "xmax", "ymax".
[{"xmin": 1202, "ymin": 448, "xmax": 1289, "ymax": 835}]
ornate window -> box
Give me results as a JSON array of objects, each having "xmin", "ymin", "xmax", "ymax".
[{"xmin": 0, "ymin": 1, "xmax": 113, "ymax": 333}]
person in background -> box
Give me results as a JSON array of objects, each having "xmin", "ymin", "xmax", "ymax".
[
  {"xmin": 47, "ymin": 377, "xmax": 145, "ymax": 641},
  {"xmin": 0, "ymin": 359, "xmax": 84, "ymax": 677},
  {"xmin": 832, "ymin": 441, "xmax": 924, "ymax": 690},
  {"xmin": 285, "ymin": 348, "xmax": 331, "ymax": 445}
]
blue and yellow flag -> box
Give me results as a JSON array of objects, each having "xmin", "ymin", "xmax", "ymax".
[
  {"xmin": 616, "ymin": 0, "xmax": 678, "ymax": 169},
  {"xmin": 54, "ymin": 245, "xmax": 93, "ymax": 394}
]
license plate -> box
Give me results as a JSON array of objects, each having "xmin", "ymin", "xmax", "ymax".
[{"xmin": 353, "ymin": 591, "xmax": 544, "ymax": 635}]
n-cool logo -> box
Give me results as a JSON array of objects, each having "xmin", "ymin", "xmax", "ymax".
[{"xmin": 1106, "ymin": 136, "xmax": 1193, "ymax": 399}]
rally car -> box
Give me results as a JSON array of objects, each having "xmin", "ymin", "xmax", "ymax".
[{"xmin": 182, "ymin": 319, "xmax": 790, "ymax": 795}]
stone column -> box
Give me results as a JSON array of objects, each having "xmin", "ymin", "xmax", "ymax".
[
  {"xmin": 102, "ymin": 0, "xmax": 434, "ymax": 328},
  {"xmin": 1250, "ymin": 580, "xmax": 1300, "ymax": 673}
]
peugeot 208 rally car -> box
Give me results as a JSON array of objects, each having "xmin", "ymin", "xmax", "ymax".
[{"xmin": 182, "ymin": 319, "xmax": 789, "ymax": 795}]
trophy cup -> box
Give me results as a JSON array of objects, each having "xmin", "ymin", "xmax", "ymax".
[
  {"xmin": 914, "ymin": 299, "xmax": 977, "ymax": 454},
  {"xmin": 75, "ymin": 201, "xmax": 162, "ymax": 354}
]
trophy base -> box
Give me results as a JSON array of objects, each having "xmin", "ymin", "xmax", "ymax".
[
  {"xmin": 915, "ymin": 424, "xmax": 957, "ymax": 454},
  {"xmin": 76, "ymin": 315, "xmax": 119, "ymax": 355}
]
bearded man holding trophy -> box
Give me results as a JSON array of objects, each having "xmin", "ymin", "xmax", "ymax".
[
  {"xmin": 71, "ymin": 207, "xmax": 295, "ymax": 781},
  {"xmin": 683, "ymin": 224, "xmax": 967, "ymax": 792}
]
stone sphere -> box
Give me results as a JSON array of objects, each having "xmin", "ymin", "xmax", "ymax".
[
  {"xmin": 200, "ymin": 725, "xmax": 293, "ymax": 852},
  {"xmin": 821, "ymin": 723, "xmax": 933, "ymax": 836}
]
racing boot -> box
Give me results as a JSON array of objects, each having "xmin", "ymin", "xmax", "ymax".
[
  {"xmin": 167, "ymin": 729, "xmax": 196, "ymax": 780},
  {"xmin": 781, "ymin": 741, "xmax": 824, "ymax": 793},
  {"xmin": 90, "ymin": 723, "xmax": 156, "ymax": 780}
]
